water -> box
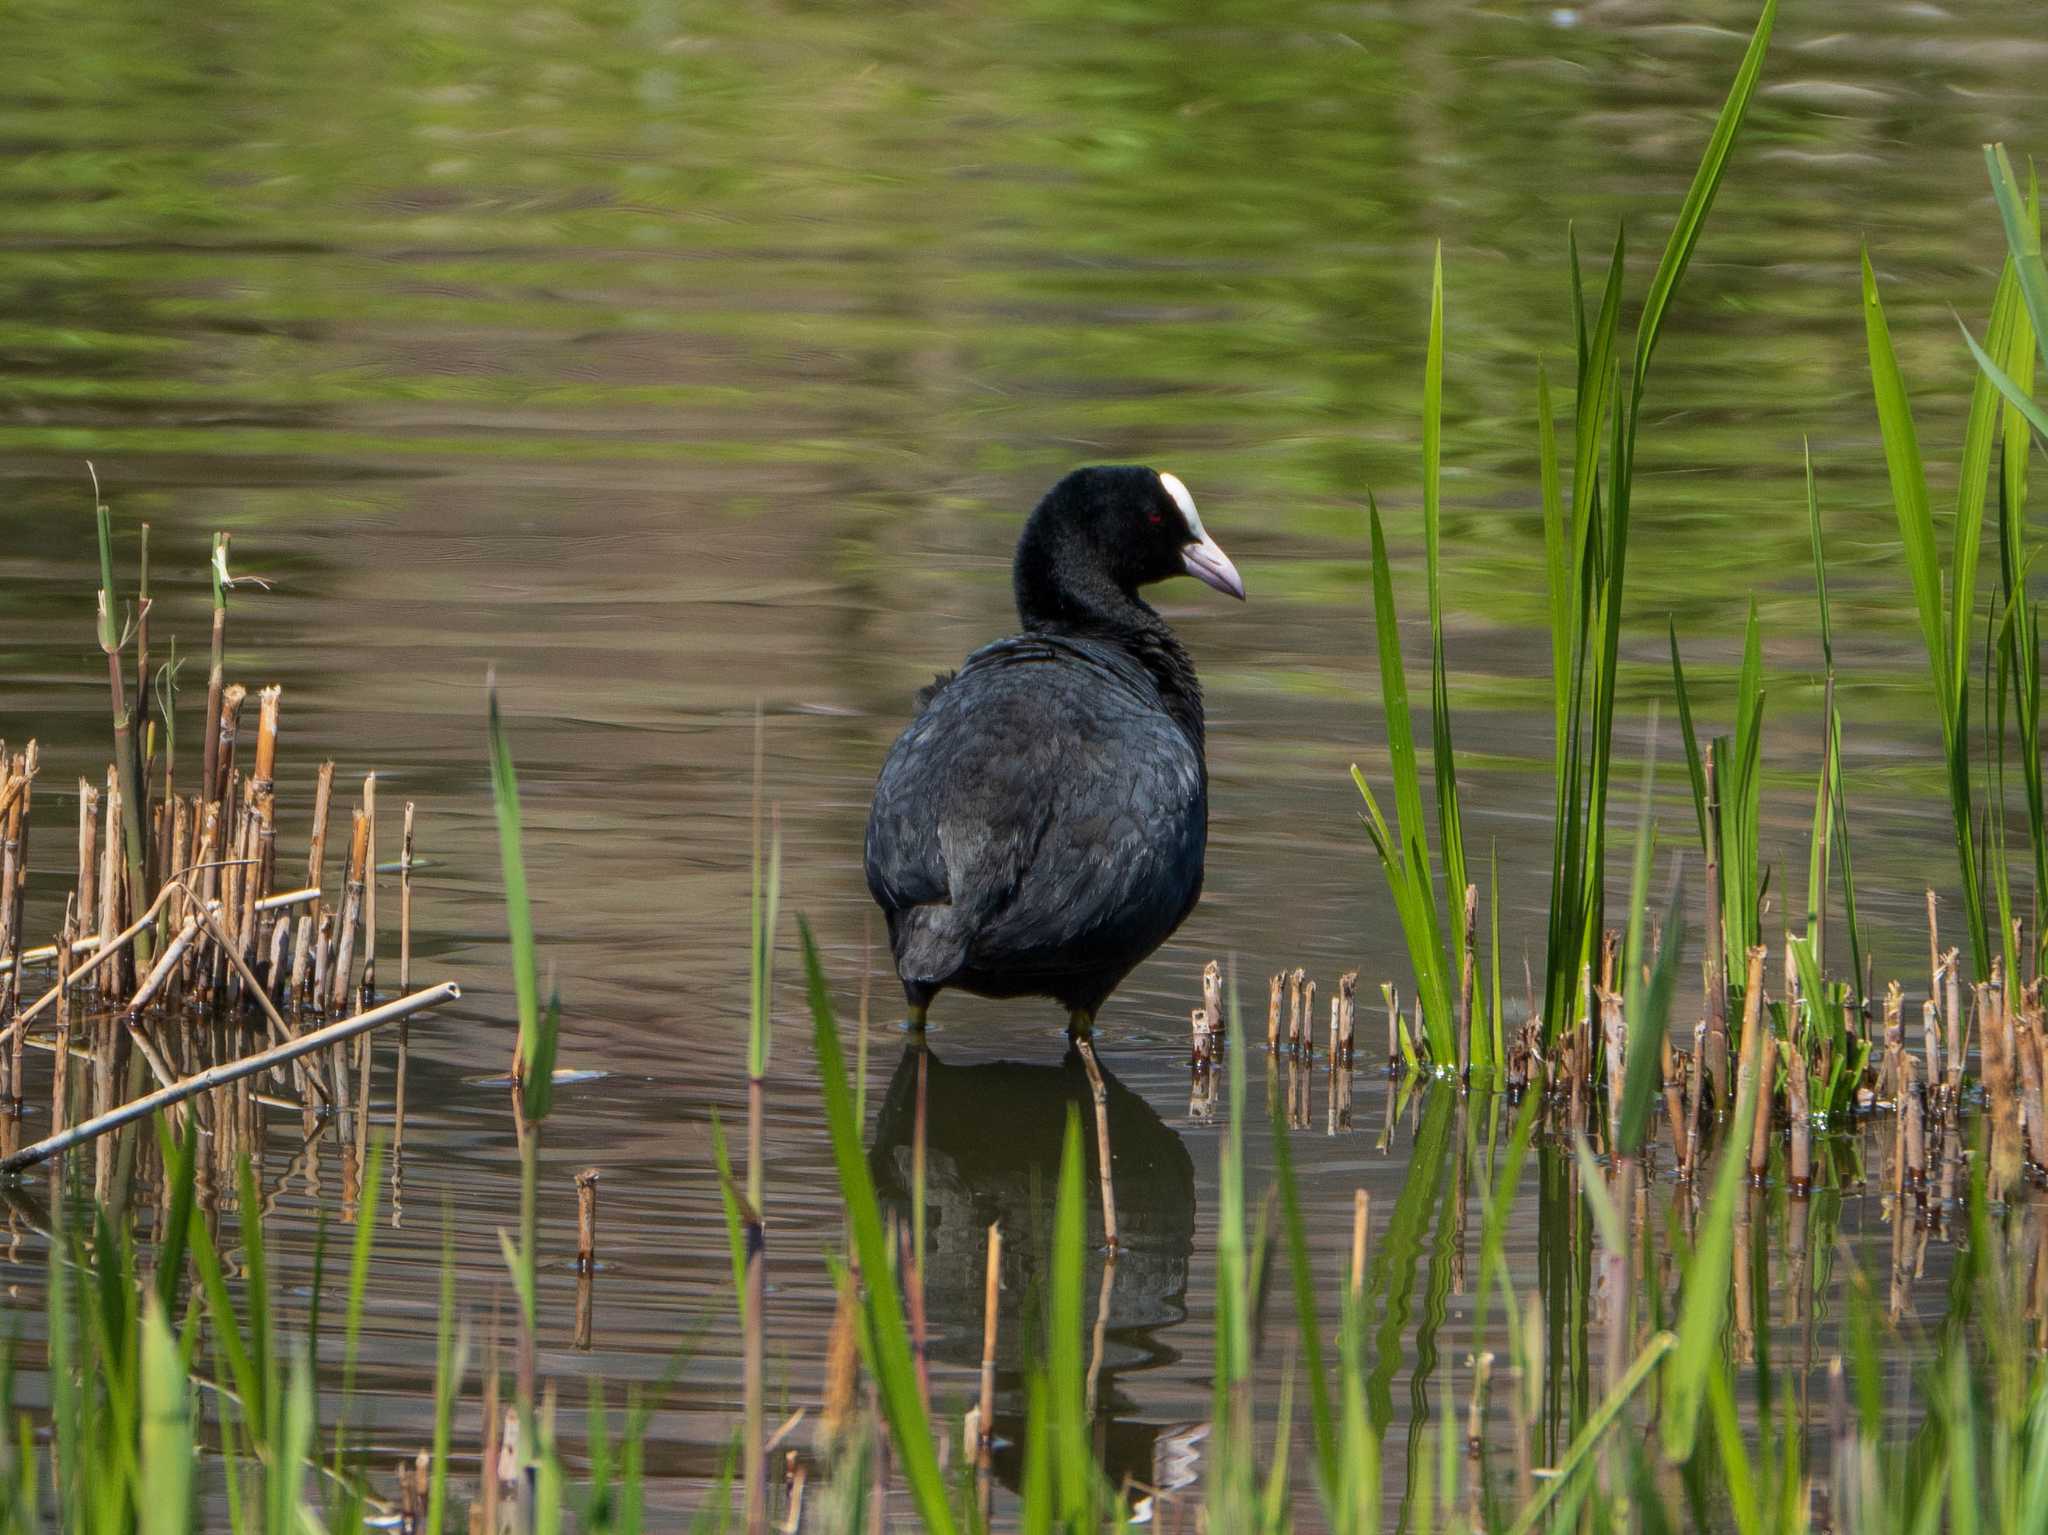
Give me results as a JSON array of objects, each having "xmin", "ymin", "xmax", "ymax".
[{"xmin": 0, "ymin": 0, "xmax": 2042, "ymax": 1520}]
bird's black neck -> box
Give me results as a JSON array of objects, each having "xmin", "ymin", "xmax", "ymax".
[{"xmin": 1014, "ymin": 553, "xmax": 1207, "ymax": 751}]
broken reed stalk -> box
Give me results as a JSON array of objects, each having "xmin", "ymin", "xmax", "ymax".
[
  {"xmin": 1266, "ymin": 971, "xmax": 1283, "ymax": 1052},
  {"xmin": 1787, "ymin": 1040, "xmax": 1811, "ymax": 1196},
  {"xmin": 1338, "ymin": 970, "xmax": 1358, "ymax": 1065},
  {"xmin": 329, "ymin": 809, "xmax": 369, "ymax": 1016},
  {"xmin": 1350, "ymin": 1188, "xmax": 1371, "ymax": 1299},
  {"xmin": 202, "ymin": 533, "xmax": 227, "ymax": 803},
  {"xmin": 399, "ymin": 800, "xmax": 415, "ymax": 993},
  {"xmin": 92, "ymin": 483, "xmax": 153, "ymax": 973},
  {"xmin": 975, "ymin": 1219, "xmax": 1002, "ymax": 1512},
  {"xmin": 1945, "ymin": 950, "xmax": 1964, "ymax": 1101},
  {"xmin": 1, "ymin": 981, "xmax": 459, "ymax": 1172},
  {"xmin": 362, "ymin": 773, "xmax": 378, "ymax": 997},
  {"xmin": 1287, "ymin": 967, "xmax": 1305, "ymax": 1053},
  {"xmin": 51, "ymin": 903, "xmax": 73, "ymax": 1134},
  {"xmin": 1301, "ymin": 977, "xmax": 1317, "ymax": 1062},
  {"xmin": 250, "ymin": 687, "xmax": 280, "ymax": 948},
  {"xmin": 1705, "ymin": 744, "xmax": 1727, "ymax": 1068},
  {"xmin": 1749, "ymin": 1031, "xmax": 1776, "ymax": 1186},
  {"xmin": 575, "ymin": 1167, "xmax": 600, "ymax": 1272},
  {"xmin": 1459, "ymin": 883, "xmax": 1477, "ymax": 1080},
  {"xmin": 135, "ymin": 524, "xmax": 152, "ymax": 801}
]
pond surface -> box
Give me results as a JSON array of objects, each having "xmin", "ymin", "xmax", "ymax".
[{"xmin": 0, "ymin": 0, "xmax": 2043, "ymax": 1521}]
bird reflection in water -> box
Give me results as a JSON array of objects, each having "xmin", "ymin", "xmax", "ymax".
[{"xmin": 867, "ymin": 1042, "xmax": 1198, "ymax": 1513}]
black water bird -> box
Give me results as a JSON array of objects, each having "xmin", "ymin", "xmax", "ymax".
[{"xmin": 864, "ymin": 465, "xmax": 1244, "ymax": 1039}]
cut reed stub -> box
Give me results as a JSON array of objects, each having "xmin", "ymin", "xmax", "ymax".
[
  {"xmin": 1266, "ymin": 971, "xmax": 1283, "ymax": 1053},
  {"xmin": 1201, "ymin": 959, "xmax": 1223, "ymax": 1039},
  {"xmin": 1337, "ymin": 968, "xmax": 1358, "ymax": 1065},
  {"xmin": 1188, "ymin": 1007, "xmax": 1214, "ymax": 1070},
  {"xmin": 575, "ymin": 1166, "xmax": 601, "ymax": 1273}
]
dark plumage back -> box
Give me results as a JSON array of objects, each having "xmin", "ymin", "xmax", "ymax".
[{"xmin": 864, "ymin": 466, "xmax": 1239, "ymax": 1020}]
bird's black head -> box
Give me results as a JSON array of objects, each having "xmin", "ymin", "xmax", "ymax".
[{"xmin": 1013, "ymin": 465, "xmax": 1245, "ymax": 630}]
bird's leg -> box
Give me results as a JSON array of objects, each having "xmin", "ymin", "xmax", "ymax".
[
  {"xmin": 906, "ymin": 1001, "xmax": 928, "ymax": 1032},
  {"xmin": 1069, "ymin": 1010, "xmax": 1119, "ymax": 1252}
]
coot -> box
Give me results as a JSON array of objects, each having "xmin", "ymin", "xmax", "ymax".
[{"xmin": 864, "ymin": 465, "xmax": 1244, "ymax": 1036}]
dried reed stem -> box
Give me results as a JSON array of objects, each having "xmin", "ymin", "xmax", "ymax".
[
  {"xmin": 2, "ymin": 981, "xmax": 459, "ymax": 1171},
  {"xmin": 1350, "ymin": 1189, "xmax": 1370, "ymax": 1300},
  {"xmin": 399, "ymin": 801, "xmax": 415, "ymax": 993},
  {"xmin": 975, "ymin": 1220, "xmax": 1002, "ymax": 1503}
]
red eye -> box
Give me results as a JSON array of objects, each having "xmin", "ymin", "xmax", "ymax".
[{"xmin": 1148, "ymin": 509, "xmax": 1164, "ymax": 526}]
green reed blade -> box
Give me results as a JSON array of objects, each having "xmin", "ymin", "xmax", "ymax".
[
  {"xmin": 426, "ymin": 1223, "xmax": 464, "ymax": 1535},
  {"xmin": 186, "ymin": 1192, "xmax": 259, "ymax": 1437},
  {"xmin": 800, "ymin": 920, "xmax": 958, "ymax": 1535},
  {"xmin": 1508, "ymin": 1332, "xmax": 1676, "ymax": 1535},
  {"xmin": 1864, "ymin": 253, "xmax": 1954, "ymax": 723},
  {"xmin": 1662, "ymin": 1070, "xmax": 1757, "ymax": 1462},
  {"xmin": 1271, "ymin": 1097, "xmax": 1337, "ymax": 1507},
  {"xmin": 340, "ymin": 1136, "xmax": 386, "ymax": 1414},
  {"xmin": 1573, "ymin": 226, "xmax": 1626, "ymax": 549},
  {"xmin": 1488, "ymin": 840, "xmax": 1505, "ymax": 1071},
  {"xmin": 1423, "ymin": 245, "xmax": 1469, "ymax": 986},
  {"xmin": 1669, "ymin": 622, "xmax": 1709, "ymax": 855},
  {"xmin": 138, "ymin": 1297, "xmax": 192, "ymax": 1535},
  {"xmin": 1987, "ymin": 146, "xmax": 2048, "ymax": 376},
  {"xmin": 152, "ymin": 1117, "xmax": 198, "ymax": 1319},
  {"xmin": 486, "ymin": 676, "xmax": 553, "ymax": 1122},
  {"xmin": 1952, "ymin": 258, "xmax": 2029, "ymax": 716},
  {"xmin": 269, "ymin": 1349, "xmax": 313, "ymax": 1535},
  {"xmin": 1049, "ymin": 1109, "xmax": 1098, "ymax": 1527},
  {"xmin": 1866, "ymin": 252, "xmax": 1993, "ymax": 974},
  {"xmin": 1362, "ymin": 496, "xmax": 1455, "ymax": 1058},
  {"xmin": 1960, "ymin": 319, "xmax": 2048, "ymax": 452},
  {"xmin": 1539, "ymin": 360, "xmax": 1570, "ymax": 741},
  {"xmin": 1621, "ymin": 875, "xmax": 1685, "ymax": 1162},
  {"xmin": 709, "ymin": 1111, "xmax": 749, "ymax": 1329},
  {"xmin": 1631, "ymin": 0, "xmax": 1776, "ymax": 380}
]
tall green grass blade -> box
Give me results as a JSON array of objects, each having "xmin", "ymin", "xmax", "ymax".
[
  {"xmin": 709, "ymin": 1111, "xmax": 749, "ymax": 1326},
  {"xmin": 800, "ymin": 920, "xmax": 958, "ymax": 1535},
  {"xmin": 340, "ymin": 1136, "xmax": 386, "ymax": 1414},
  {"xmin": 1622, "ymin": 879, "xmax": 1685, "ymax": 1160},
  {"xmin": 1272, "ymin": 1101, "xmax": 1337, "ymax": 1506},
  {"xmin": 1670, "ymin": 622, "xmax": 1709, "ymax": 853},
  {"xmin": 1864, "ymin": 253, "xmax": 1953, "ymax": 723},
  {"xmin": 1864, "ymin": 250, "xmax": 1991, "ymax": 974},
  {"xmin": 152, "ymin": 1116, "xmax": 198, "ymax": 1318},
  {"xmin": 1361, "ymin": 496, "xmax": 1454, "ymax": 1059},
  {"xmin": 1539, "ymin": 360, "xmax": 1570, "ymax": 741},
  {"xmin": 138, "ymin": 1297, "xmax": 192, "ymax": 1535},
  {"xmin": 1662, "ymin": 1071, "xmax": 1757, "ymax": 1461},
  {"xmin": 1507, "ymin": 1332, "xmax": 1675, "ymax": 1535},
  {"xmin": 1048, "ymin": 1109, "xmax": 1100, "ymax": 1527},
  {"xmin": 426, "ymin": 1223, "xmax": 464, "ymax": 1535},
  {"xmin": 1986, "ymin": 145, "xmax": 2048, "ymax": 374},
  {"xmin": 1630, "ymin": 0, "xmax": 1776, "ymax": 378},
  {"xmin": 486, "ymin": 677, "xmax": 553, "ymax": 1122},
  {"xmin": 1423, "ymin": 245, "xmax": 1470, "ymax": 996},
  {"xmin": 1960, "ymin": 320, "xmax": 2048, "ymax": 451}
]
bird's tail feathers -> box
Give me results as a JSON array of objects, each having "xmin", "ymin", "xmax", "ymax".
[{"xmin": 894, "ymin": 905, "xmax": 971, "ymax": 990}]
